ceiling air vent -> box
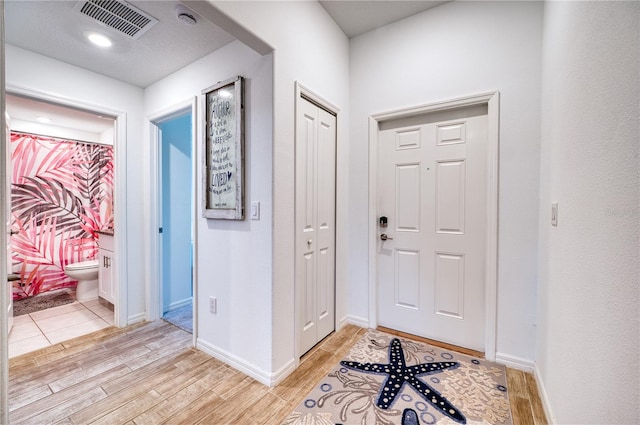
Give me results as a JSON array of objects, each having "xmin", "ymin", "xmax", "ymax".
[{"xmin": 74, "ymin": 0, "xmax": 158, "ymax": 39}]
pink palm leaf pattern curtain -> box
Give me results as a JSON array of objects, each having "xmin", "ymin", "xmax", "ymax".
[{"xmin": 10, "ymin": 132, "xmax": 114, "ymax": 299}]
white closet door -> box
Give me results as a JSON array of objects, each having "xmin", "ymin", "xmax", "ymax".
[{"xmin": 296, "ymin": 97, "xmax": 336, "ymax": 355}]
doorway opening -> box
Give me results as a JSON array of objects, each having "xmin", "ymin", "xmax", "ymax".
[
  {"xmin": 4, "ymin": 91, "xmax": 123, "ymax": 357},
  {"xmin": 148, "ymin": 100, "xmax": 196, "ymax": 338},
  {"xmin": 158, "ymin": 113, "xmax": 194, "ymax": 333}
]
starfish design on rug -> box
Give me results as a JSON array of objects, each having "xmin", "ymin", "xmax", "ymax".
[{"xmin": 340, "ymin": 338, "xmax": 467, "ymax": 424}]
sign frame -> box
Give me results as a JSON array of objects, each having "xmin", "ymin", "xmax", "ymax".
[{"xmin": 201, "ymin": 76, "xmax": 244, "ymax": 220}]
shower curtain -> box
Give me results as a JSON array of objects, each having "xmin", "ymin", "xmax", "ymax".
[{"xmin": 9, "ymin": 132, "xmax": 114, "ymax": 300}]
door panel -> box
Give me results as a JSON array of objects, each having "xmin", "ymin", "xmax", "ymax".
[
  {"xmin": 435, "ymin": 252, "xmax": 465, "ymax": 318},
  {"xmin": 395, "ymin": 249, "xmax": 420, "ymax": 309},
  {"xmin": 377, "ymin": 107, "xmax": 487, "ymax": 351},
  {"xmin": 396, "ymin": 164, "xmax": 420, "ymax": 231},
  {"xmin": 296, "ymin": 97, "xmax": 336, "ymax": 355},
  {"xmin": 436, "ymin": 160, "xmax": 465, "ymax": 234}
]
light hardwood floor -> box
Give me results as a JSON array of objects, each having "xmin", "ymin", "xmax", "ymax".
[{"xmin": 8, "ymin": 320, "xmax": 546, "ymax": 424}]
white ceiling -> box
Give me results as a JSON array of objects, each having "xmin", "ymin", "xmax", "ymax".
[
  {"xmin": 319, "ymin": 0, "xmax": 448, "ymax": 38},
  {"xmin": 4, "ymin": 0, "xmax": 448, "ymax": 133},
  {"xmin": 4, "ymin": 0, "xmax": 235, "ymax": 88}
]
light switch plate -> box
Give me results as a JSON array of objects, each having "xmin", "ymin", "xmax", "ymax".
[
  {"xmin": 551, "ymin": 202, "xmax": 558, "ymax": 227},
  {"xmin": 251, "ymin": 201, "xmax": 260, "ymax": 220}
]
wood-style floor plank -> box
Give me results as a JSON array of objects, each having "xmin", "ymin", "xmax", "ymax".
[
  {"xmin": 526, "ymin": 372, "xmax": 548, "ymax": 425},
  {"xmin": 8, "ymin": 320, "xmax": 547, "ymax": 425}
]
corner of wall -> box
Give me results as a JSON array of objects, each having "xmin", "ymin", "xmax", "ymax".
[
  {"xmin": 197, "ymin": 338, "xmax": 295, "ymax": 387},
  {"xmin": 533, "ymin": 363, "xmax": 555, "ymax": 425},
  {"xmin": 495, "ymin": 352, "xmax": 534, "ymax": 373}
]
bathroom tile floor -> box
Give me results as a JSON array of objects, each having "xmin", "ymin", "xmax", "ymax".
[{"xmin": 8, "ymin": 298, "xmax": 114, "ymax": 358}]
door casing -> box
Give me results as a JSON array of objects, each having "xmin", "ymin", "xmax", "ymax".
[
  {"xmin": 5, "ymin": 85, "xmax": 128, "ymax": 329},
  {"xmin": 368, "ymin": 91, "xmax": 500, "ymax": 360}
]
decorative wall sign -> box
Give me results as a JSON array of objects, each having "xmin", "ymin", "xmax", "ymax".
[{"xmin": 202, "ymin": 76, "xmax": 244, "ymax": 219}]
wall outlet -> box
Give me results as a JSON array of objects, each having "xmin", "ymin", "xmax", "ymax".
[{"xmin": 209, "ymin": 296, "xmax": 217, "ymax": 314}]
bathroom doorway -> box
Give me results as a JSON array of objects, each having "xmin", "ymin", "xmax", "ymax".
[
  {"xmin": 151, "ymin": 105, "xmax": 195, "ymax": 335},
  {"xmin": 4, "ymin": 93, "xmax": 119, "ymax": 357}
]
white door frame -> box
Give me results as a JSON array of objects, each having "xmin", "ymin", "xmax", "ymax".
[
  {"xmin": 146, "ymin": 97, "xmax": 197, "ymax": 344},
  {"xmin": 294, "ymin": 82, "xmax": 340, "ymax": 360},
  {"xmin": 0, "ymin": 12, "xmax": 9, "ymax": 418},
  {"xmin": 368, "ymin": 91, "xmax": 500, "ymax": 360},
  {"xmin": 5, "ymin": 84, "xmax": 129, "ymax": 329}
]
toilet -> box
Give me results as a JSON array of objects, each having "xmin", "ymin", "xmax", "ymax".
[{"xmin": 64, "ymin": 260, "xmax": 99, "ymax": 301}]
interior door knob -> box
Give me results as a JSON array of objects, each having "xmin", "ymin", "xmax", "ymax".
[{"xmin": 380, "ymin": 233, "xmax": 393, "ymax": 241}]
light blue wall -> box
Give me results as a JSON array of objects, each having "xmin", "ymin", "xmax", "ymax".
[{"xmin": 160, "ymin": 114, "xmax": 192, "ymax": 312}]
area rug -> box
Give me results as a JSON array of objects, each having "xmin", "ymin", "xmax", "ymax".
[
  {"xmin": 284, "ymin": 329, "xmax": 512, "ymax": 425},
  {"xmin": 13, "ymin": 290, "xmax": 75, "ymax": 316},
  {"xmin": 162, "ymin": 302, "xmax": 193, "ymax": 333}
]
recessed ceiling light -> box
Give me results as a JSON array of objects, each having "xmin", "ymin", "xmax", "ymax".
[
  {"xmin": 87, "ymin": 32, "xmax": 112, "ymax": 48},
  {"xmin": 36, "ymin": 116, "xmax": 52, "ymax": 124}
]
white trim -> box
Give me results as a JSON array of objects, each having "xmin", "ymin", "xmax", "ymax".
[
  {"xmin": 127, "ymin": 312, "xmax": 146, "ymax": 324},
  {"xmin": 146, "ymin": 98, "xmax": 197, "ymax": 350},
  {"xmin": 113, "ymin": 114, "xmax": 127, "ymax": 328},
  {"xmin": 146, "ymin": 122, "xmax": 161, "ymax": 323},
  {"xmin": 495, "ymin": 352, "xmax": 534, "ymax": 372},
  {"xmin": 293, "ymin": 82, "xmax": 341, "ymax": 361},
  {"xmin": 338, "ymin": 314, "xmax": 370, "ymax": 330},
  {"xmin": 534, "ymin": 364, "xmax": 555, "ymax": 424},
  {"xmin": 5, "ymin": 84, "xmax": 129, "ymax": 328},
  {"xmin": 197, "ymin": 338, "xmax": 294, "ymax": 387},
  {"xmin": 0, "ymin": 18, "xmax": 9, "ymax": 420},
  {"xmin": 367, "ymin": 91, "xmax": 500, "ymax": 360},
  {"xmin": 296, "ymin": 82, "xmax": 340, "ymax": 115}
]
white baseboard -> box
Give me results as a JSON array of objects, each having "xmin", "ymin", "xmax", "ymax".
[
  {"xmin": 163, "ymin": 297, "xmax": 192, "ymax": 314},
  {"xmin": 197, "ymin": 338, "xmax": 295, "ymax": 387},
  {"xmin": 495, "ymin": 352, "xmax": 534, "ymax": 372},
  {"xmin": 338, "ymin": 314, "xmax": 369, "ymax": 329},
  {"xmin": 271, "ymin": 357, "xmax": 298, "ymax": 386},
  {"xmin": 534, "ymin": 364, "xmax": 555, "ymax": 424},
  {"xmin": 127, "ymin": 312, "xmax": 146, "ymax": 325}
]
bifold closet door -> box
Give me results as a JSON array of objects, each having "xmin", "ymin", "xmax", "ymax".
[{"xmin": 296, "ymin": 97, "xmax": 336, "ymax": 356}]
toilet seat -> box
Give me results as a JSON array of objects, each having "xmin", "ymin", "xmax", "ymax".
[{"xmin": 65, "ymin": 260, "xmax": 99, "ymax": 271}]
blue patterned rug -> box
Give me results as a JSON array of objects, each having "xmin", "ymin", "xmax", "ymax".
[
  {"xmin": 162, "ymin": 303, "xmax": 192, "ymax": 333},
  {"xmin": 284, "ymin": 329, "xmax": 512, "ymax": 425}
]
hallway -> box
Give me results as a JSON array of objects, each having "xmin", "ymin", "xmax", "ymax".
[{"xmin": 8, "ymin": 322, "xmax": 545, "ymax": 424}]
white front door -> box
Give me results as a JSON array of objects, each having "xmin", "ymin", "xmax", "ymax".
[
  {"xmin": 377, "ymin": 106, "xmax": 488, "ymax": 351},
  {"xmin": 5, "ymin": 114, "xmax": 13, "ymax": 333},
  {"xmin": 296, "ymin": 96, "xmax": 336, "ymax": 355}
]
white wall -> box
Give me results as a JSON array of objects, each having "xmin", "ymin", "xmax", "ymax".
[
  {"xmin": 204, "ymin": 1, "xmax": 350, "ymax": 377},
  {"xmin": 144, "ymin": 40, "xmax": 274, "ymax": 378},
  {"xmin": 350, "ymin": 1, "xmax": 543, "ymax": 364},
  {"xmin": 537, "ymin": 2, "xmax": 640, "ymax": 423},
  {"xmin": 5, "ymin": 45, "xmax": 146, "ymax": 323}
]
